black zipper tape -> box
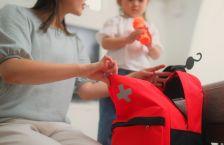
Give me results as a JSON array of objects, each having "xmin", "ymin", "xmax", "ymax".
[{"xmin": 112, "ymin": 117, "xmax": 165, "ymax": 131}]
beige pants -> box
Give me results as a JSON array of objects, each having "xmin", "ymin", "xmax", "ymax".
[{"xmin": 0, "ymin": 118, "xmax": 101, "ymax": 145}]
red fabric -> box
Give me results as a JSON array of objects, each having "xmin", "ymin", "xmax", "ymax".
[
  {"xmin": 112, "ymin": 125, "xmax": 166, "ymax": 145},
  {"xmin": 108, "ymin": 71, "xmax": 203, "ymax": 145},
  {"xmin": 176, "ymin": 71, "xmax": 203, "ymax": 133}
]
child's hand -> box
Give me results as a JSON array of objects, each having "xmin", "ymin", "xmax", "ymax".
[
  {"xmin": 125, "ymin": 30, "xmax": 142, "ymax": 44},
  {"xmin": 133, "ymin": 17, "xmax": 152, "ymax": 46},
  {"xmin": 87, "ymin": 56, "xmax": 118, "ymax": 84}
]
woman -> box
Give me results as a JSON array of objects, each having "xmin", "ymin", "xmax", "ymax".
[{"xmin": 0, "ymin": 0, "xmax": 169, "ymax": 145}]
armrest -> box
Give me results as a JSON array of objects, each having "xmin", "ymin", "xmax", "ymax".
[
  {"xmin": 203, "ymin": 81, "xmax": 224, "ymax": 142},
  {"xmin": 172, "ymin": 81, "xmax": 224, "ymax": 142}
]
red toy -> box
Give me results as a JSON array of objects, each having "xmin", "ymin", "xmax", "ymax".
[{"xmin": 133, "ymin": 17, "xmax": 152, "ymax": 46}]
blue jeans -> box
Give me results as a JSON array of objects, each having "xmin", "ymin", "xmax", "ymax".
[{"xmin": 97, "ymin": 68, "xmax": 133, "ymax": 145}]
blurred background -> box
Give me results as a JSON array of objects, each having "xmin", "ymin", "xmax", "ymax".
[{"xmin": 1, "ymin": 0, "xmax": 223, "ymax": 144}]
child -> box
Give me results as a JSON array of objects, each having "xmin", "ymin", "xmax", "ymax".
[{"xmin": 96, "ymin": 0, "xmax": 164, "ymax": 144}]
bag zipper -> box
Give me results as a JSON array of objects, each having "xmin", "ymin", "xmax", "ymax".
[{"xmin": 112, "ymin": 117, "xmax": 165, "ymax": 131}]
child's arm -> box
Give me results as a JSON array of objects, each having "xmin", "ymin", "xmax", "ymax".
[
  {"xmin": 146, "ymin": 23, "xmax": 163, "ymax": 60},
  {"xmin": 146, "ymin": 45, "xmax": 162, "ymax": 60},
  {"xmin": 102, "ymin": 30, "xmax": 142, "ymax": 50},
  {"xmin": 133, "ymin": 17, "xmax": 162, "ymax": 59}
]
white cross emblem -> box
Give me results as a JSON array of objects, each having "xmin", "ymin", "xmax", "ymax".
[{"xmin": 117, "ymin": 84, "xmax": 132, "ymax": 102}]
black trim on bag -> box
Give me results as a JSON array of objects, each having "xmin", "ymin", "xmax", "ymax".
[
  {"xmin": 163, "ymin": 75, "xmax": 188, "ymax": 119},
  {"xmin": 112, "ymin": 117, "xmax": 165, "ymax": 131},
  {"xmin": 171, "ymin": 129, "xmax": 203, "ymax": 145}
]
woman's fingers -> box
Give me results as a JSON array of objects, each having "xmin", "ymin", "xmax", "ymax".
[
  {"xmin": 131, "ymin": 71, "xmax": 154, "ymax": 79},
  {"xmin": 113, "ymin": 60, "xmax": 118, "ymax": 74},
  {"xmin": 137, "ymin": 71, "xmax": 170, "ymax": 79},
  {"xmin": 155, "ymin": 77, "xmax": 169, "ymax": 84},
  {"xmin": 155, "ymin": 72, "xmax": 172, "ymax": 78},
  {"xmin": 152, "ymin": 72, "xmax": 174, "ymax": 89},
  {"xmin": 103, "ymin": 56, "xmax": 118, "ymax": 75},
  {"xmin": 144, "ymin": 64, "xmax": 166, "ymax": 72}
]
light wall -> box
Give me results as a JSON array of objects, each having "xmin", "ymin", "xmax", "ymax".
[
  {"xmin": 189, "ymin": 0, "xmax": 224, "ymax": 85},
  {"xmin": 148, "ymin": 0, "xmax": 202, "ymax": 65},
  {"xmin": 66, "ymin": 0, "xmax": 119, "ymax": 30}
]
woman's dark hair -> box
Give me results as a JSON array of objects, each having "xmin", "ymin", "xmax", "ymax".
[{"xmin": 32, "ymin": 0, "xmax": 72, "ymax": 35}]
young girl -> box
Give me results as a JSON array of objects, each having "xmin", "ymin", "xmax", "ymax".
[
  {"xmin": 96, "ymin": 0, "xmax": 164, "ymax": 144},
  {"xmin": 0, "ymin": 0, "xmax": 168, "ymax": 145}
]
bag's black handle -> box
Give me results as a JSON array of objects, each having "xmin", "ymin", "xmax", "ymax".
[
  {"xmin": 163, "ymin": 52, "xmax": 203, "ymax": 72},
  {"xmin": 185, "ymin": 52, "xmax": 202, "ymax": 70}
]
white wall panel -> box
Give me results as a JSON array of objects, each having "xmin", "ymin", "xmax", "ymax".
[{"xmin": 189, "ymin": 0, "xmax": 224, "ymax": 85}]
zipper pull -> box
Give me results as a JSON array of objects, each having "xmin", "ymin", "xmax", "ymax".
[{"xmin": 145, "ymin": 125, "xmax": 150, "ymax": 129}]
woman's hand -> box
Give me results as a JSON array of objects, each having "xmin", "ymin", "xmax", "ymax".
[
  {"xmin": 128, "ymin": 64, "xmax": 171, "ymax": 88},
  {"xmin": 86, "ymin": 56, "xmax": 118, "ymax": 84}
]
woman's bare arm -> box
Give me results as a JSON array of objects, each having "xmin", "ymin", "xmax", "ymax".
[{"xmin": 0, "ymin": 58, "xmax": 103, "ymax": 85}]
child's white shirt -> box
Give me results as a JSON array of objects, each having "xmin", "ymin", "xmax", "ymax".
[{"xmin": 96, "ymin": 15, "xmax": 163, "ymax": 71}]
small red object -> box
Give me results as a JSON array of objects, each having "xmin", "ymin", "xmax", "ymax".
[{"xmin": 133, "ymin": 17, "xmax": 152, "ymax": 46}]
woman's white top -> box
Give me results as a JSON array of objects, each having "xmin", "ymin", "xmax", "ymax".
[{"xmin": 96, "ymin": 15, "xmax": 163, "ymax": 71}]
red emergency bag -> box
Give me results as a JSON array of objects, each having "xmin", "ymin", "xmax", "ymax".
[{"xmin": 108, "ymin": 71, "xmax": 203, "ymax": 145}]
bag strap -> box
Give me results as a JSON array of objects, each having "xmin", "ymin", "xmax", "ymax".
[{"xmin": 175, "ymin": 71, "xmax": 203, "ymax": 133}]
